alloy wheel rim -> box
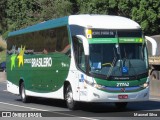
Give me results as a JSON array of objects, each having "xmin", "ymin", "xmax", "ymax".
[
  {"xmin": 22, "ymin": 87, "xmax": 25, "ymax": 99},
  {"xmin": 66, "ymin": 91, "xmax": 73, "ymax": 104}
]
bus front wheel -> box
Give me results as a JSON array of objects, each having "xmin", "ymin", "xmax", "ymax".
[
  {"xmin": 115, "ymin": 102, "xmax": 128, "ymax": 110},
  {"xmin": 65, "ymin": 85, "xmax": 78, "ymax": 110},
  {"xmin": 20, "ymin": 82, "xmax": 29, "ymax": 103}
]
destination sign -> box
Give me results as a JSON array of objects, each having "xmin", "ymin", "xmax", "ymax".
[
  {"xmin": 92, "ymin": 30, "xmax": 116, "ymax": 38},
  {"xmin": 119, "ymin": 38, "xmax": 143, "ymax": 43}
]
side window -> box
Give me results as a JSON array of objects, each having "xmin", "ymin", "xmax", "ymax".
[
  {"xmin": 56, "ymin": 26, "xmax": 69, "ymax": 53},
  {"xmin": 73, "ymin": 37, "xmax": 86, "ymax": 72},
  {"xmin": 7, "ymin": 37, "xmax": 17, "ymax": 55},
  {"xmin": 47, "ymin": 29, "xmax": 56, "ymax": 52},
  {"xmin": 7, "ymin": 26, "xmax": 69, "ymax": 55}
]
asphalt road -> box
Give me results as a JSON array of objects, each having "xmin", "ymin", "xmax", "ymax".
[{"xmin": 0, "ymin": 74, "xmax": 160, "ymax": 120}]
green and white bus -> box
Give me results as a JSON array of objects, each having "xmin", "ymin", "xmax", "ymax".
[{"xmin": 6, "ymin": 15, "xmax": 149, "ymax": 110}]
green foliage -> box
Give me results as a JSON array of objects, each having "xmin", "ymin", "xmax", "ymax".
[
  {"xmin": 131, "ymin": 0, "xmax": 160, "ymax": 35},
  {"xmin": 6, "ymin": 0, "xmax": 41, "ymax": 31},
  {"xmin": 5, "ymin": 0, "xmax": 72, "ymax": 32},
  {"xmin": 0, "ymin": 0, "xmax": 159, "ymax": 35},
  {"xmin": 0, "ymin": 50, "xmax": 6, "ymax": 63},
  {"xmin": 77, "ymin": 0, "xmax": 115, "ymax": 14},
  {"xmin": 0, "ymin": 0, "xmax": 7, "ymax": 34},
  {"xmin": 76, "ymin": 0, "xmax": 160, "ymax": 35},
  {"xmin": 0, "ymin": 36, "xmax": 6, "ymax": 63},
  {"xmin": 36, "ymin": 0, "xmax": 72, "ymax": 21}
]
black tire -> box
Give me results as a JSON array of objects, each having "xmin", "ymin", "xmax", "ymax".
[
  {"xmin": 3, "ymin": 68, "xmax": 6, "ymax": 72},
  {"xmin": 151, "ymin": 71, "xmax": 158, "ymax": 80},
  {"xmin": 20, "ymin": 82, "xmax": 29, "ymax": 103},
  {"xmin": 65, "ymin": 85, "xmax": 78, "ymax": 110},
  {"xmin": 115, "ymin": 102, "xmax": 128, "ymax": 110}
]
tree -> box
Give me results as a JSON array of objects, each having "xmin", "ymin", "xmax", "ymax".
[
  {"xmin": 76, "ymin": 0, "xmax": 109, "ymax": 14},
  {"xmin": 6, "ymin": 0, "xmax": 41, "ymax": 32},
  {"xmin": 76, "ymin": 0, "xmax": 160, "ymax": 35},
  {"xmin": 5, "ymin": 0, "xmax": 72, "ymax": 32},
  {"xmin": 2, "ymin": 0, "xmax": 160, "ymax": 35},
  {"xmin": 0, "ymin": 0, "xmax": 7, "ymax": 34},
  {"xmin": 36, "ymin": 0, "xmax": 72, "ymax": 21},
  {"xmin": 132, "ymin": 0, "xmax": 160, "ymax": 35}
]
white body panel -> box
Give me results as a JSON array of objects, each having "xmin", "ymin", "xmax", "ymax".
[
  {"xmin": 69, "ymin": 15, "xmax": 140, "ymax": 29},
  {"xmin": 7, "ymin": 81, "xmax": 19, "ymax": 95},
  {"xmin": 25, "ymin": 87, "xmax": 64, "ymax": 99},
  {"xmin": 145, "ymin": 36, "xmax": 157, "ymax": 56},
  {"xmin": 7, "ymin": 81, "xmax": 64, "ymax": 99}
]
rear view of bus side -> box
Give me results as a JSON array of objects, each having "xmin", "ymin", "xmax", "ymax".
[{"xmin": 7, "ymin": 15, "xmax": 149, "ymax": 110}]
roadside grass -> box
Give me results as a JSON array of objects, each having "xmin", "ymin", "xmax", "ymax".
[
  {"xmin": 0, "ymin": 50, "xmax": 6, "ymax": 63},
  {"xmin": 0, "ymin": 36, "xmax": 7, "ymax": 63},
  {"xmin": 0, "ymin": 36, "xmax": 6, "ymax": 49}
]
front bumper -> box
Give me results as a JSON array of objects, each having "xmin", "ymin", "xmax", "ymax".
[{"xmin": 81, "ymin": 85, "xmax": 149, "ymax": 102}]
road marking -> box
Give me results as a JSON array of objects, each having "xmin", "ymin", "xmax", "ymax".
[
  {"xmin": 0, "ymin": 81, "xmax": 7, "ymax": 83},
  {"xmin": 150, "ymin": 97, "xmax": 160, "ymax": 101},
  {"xmin": 0, "ymin": 101, "xmax": 99, "ymax": 120},
  {"xmin": 3, "ymin": 90, "xmax": 7, "ymax": 92},
  {"xmin": 0, "ymin": 101, "xmax": 48, "ymax": 111}
]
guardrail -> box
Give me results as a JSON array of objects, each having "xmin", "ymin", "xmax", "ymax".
[
  {"xmin": 149, "ymin": 56, "xmax": 160, "ymax": 65},
  {"xmin": 150, "ymin": 77, "xmax": 160, "ymax": 96}
]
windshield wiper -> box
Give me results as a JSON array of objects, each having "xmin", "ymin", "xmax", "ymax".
[{"xmin": 123, "ymin": 47, "xmax": 138, "ymax": 79}]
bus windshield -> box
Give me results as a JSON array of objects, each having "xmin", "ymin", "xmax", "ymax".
[{"xmin": 89, "ymin": 42, "xmax": 148, "ymax": 79}]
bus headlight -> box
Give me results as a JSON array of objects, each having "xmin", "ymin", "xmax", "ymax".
[
  {"xmin": 85, "ymin": 79, "xmax": 101, "ymax": 88},
  {"xmin": 140, "ymin": 82, "xmax": 149, "ymax": 88},
  {"xmin": 84, "ymin": 78, "xmax": 105, "ymax": 90},
  {"xmin": 84, "ymin": 79, "xmax": 94, "ymax": 86},
  {"xmin": 94, "ymin": 84, "xmax": 104, "ymax": 89}
]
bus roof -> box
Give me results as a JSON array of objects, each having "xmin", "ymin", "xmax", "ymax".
[
  {"xmin": 8, "ymin": 16, "xmax": 69, "ymax": 37},
  {"xmin": 69, "ymin": 15, "xmax": 140, "ymax": 29},
  {"xmin": 8, "ymin": 15, "xmax": 141, "ymax": 37}
]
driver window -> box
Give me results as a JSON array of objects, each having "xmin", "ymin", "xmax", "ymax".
[{"xmin": 73, "ymin": 37, "xmax": 86, "ymax": 72}]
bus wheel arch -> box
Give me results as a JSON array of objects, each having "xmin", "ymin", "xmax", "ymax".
[{"xmin": 64, "ymin": 81, "xmax": 78, "ymax": 110}]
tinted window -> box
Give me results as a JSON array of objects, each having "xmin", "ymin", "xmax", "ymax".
[
  {"xmin": 73, "ymin": 37, "xmax": 86, "ymax": 72},
  {"xmin": 118, "ymin": 30, "xmax": 142, "ymax": 37},
  {"xmin": 56, "ymin": 27, "xmax": 69, "ymax": 52},
  {"xmin": 7, "ymin": 26, "xmax": 69, "ymax": 54}
]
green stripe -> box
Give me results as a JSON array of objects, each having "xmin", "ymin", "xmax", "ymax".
[
  {"xmin": 95, "ymin": 77, "xmax": 147, "ymax": 87},
  {"xmin": 88, "ymin": 38, "xmax": 118, "ymax": 44},
  {"xmin": 119, "ymin": 37, "xmax": 143, "ymax": 43},
  {"xmin": 88, "ymin": 38, "xmax": 143, "ymax": 44}
]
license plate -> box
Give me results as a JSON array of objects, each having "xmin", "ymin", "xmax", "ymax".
[{"xmin": 118, "ymin": 95, "xmax": 128, "ymax": 99}]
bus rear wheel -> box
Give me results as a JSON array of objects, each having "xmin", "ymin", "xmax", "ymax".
[
  {"xmin": 65, "ymin": 85, "xmax": 78, "ymax": 110},
  {"xmin": 20, "ymin": 82, "xmax": 29, "ymax": 103},
  {"xmin": 115, "ymin": 102, "xmax": 128, "ymax": 110}
]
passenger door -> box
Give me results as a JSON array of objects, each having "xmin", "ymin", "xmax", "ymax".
[{"xmin": 72, "ymin": 35, "xmax": 89, "ymax": 101}]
